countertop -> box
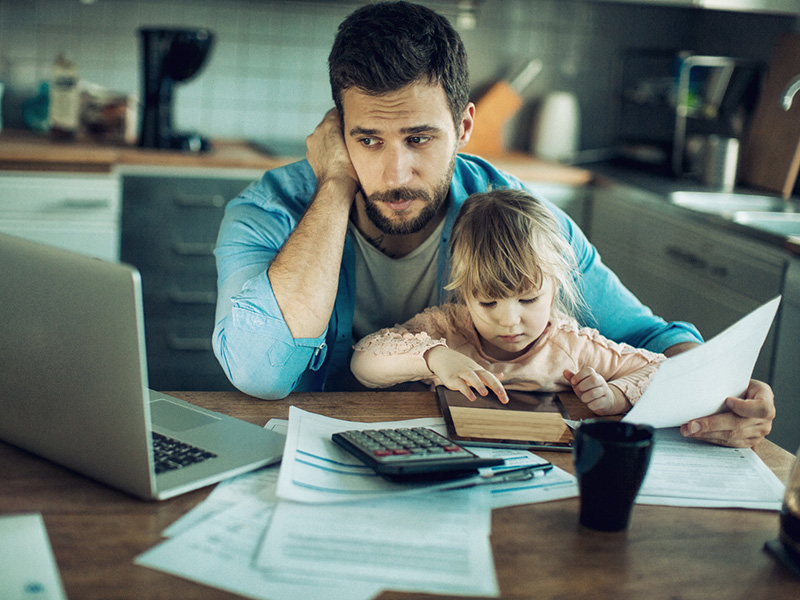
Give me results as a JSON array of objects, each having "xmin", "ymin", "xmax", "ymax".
[
  {"xmin": 585, "ymin": 159, "xmax": 800, "ymax": 257},
  {"xmin": 0, "ymin": 130, "xmax": 594, "ymax": 185},
  {"xmin": 0, "ymin": 130, "xmax": 295, "ymax": 173},
  {"xmin": 1, "ymin": 129, "xmax": 796, "ymax": 255}
]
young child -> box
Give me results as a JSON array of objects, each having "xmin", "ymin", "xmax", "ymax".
[{"xmin": 350, "ymin": 188, "xmax": 665, "ymax": 416}]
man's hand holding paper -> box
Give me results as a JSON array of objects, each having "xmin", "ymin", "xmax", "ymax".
[
  {"xmin": 680, "ymin": 379, "xmax": 776, "ymax": 448},
  {"xmin": 623, "ymin": 297, "xmax": 781, "ymax": 448}
]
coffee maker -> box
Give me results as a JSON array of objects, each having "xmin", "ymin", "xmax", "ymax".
[{"xmin": 139, "ymin": 28, "xmax": 214, "ymax": 152}]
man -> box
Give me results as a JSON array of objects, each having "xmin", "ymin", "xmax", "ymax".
[{"xmin": 213, "ymin": 1, "xmax": 774, "ymax": 448}]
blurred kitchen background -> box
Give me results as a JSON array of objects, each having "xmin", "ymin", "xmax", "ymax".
[{"xmin": 0, "ymin": 0, "xmax": 798, "ymax": 152}]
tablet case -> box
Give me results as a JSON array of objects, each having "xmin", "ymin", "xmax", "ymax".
[{"xmin": 436, "ymin": 386, "xmax": 573, "ymax": 451}]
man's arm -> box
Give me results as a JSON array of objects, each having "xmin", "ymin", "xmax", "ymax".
[
  {"xmin": 269, "ymin": 109, "xmax": 359, "ymax": 339},
  {"xmin": 212, "ymin": 110, "xmax": 359, "ymax": 399}
]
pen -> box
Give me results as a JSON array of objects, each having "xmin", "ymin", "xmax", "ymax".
[{"xmin": 456, "ymin": 462, "xmax": 553, "ymax": 488}]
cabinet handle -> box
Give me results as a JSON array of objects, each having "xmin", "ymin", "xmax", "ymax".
[
  {"xmin": 172, "ymin": 241, "xmax": 216, "ymax": 256},
  {"xmin": 55, "ymin": 198, "xmax": 112, "ymax": 210},
  {"xmin": 166, "ymin": 334, "xmax": 212, "ymax": 351},
  {"xmin": 709, "ymin": 266, "xmax": 729, "ymax": 278},
  {"xmin": 169, "ymin": 290, "xmax": 217, "ymax": 305},
  {"xmin": 173, "ymin": 194, "xmax": 225, "ymax": 208},
  {"xmin": 664, "ymin": 246, "xmax": 708, "ymax": 270}
]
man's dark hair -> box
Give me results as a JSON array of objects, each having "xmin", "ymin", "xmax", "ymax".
[{"xmin": 329, "ymin": 1, "xmax": 470, "ymax": 129}]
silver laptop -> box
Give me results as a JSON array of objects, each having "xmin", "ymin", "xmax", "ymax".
[{"xmin": 0, "ymin": 232, "xmax": 285, "ymax": 500}]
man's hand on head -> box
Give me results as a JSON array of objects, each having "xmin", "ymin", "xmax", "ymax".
[{"xmin": 306, "ymin": 108, "xmax": 359, "ymax": 193}]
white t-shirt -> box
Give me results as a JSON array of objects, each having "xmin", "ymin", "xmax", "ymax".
[{"xmin": 349, "ymin": 219, "xmax": 444, "ymax": 342}]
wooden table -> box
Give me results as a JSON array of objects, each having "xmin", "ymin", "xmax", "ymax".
[{"xmin": 2, "ymin": 391, "xmax": 799, "ymax": 600}]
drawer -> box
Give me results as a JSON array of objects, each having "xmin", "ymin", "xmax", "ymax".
[
  {"xmin": 0, "ymin": 220, "xmax": 120, "ymax": 261},
  {"xmin": 122, "ymin": 231, "xmax": 218, "ymax": 273},
  {"xmin": 140, "ymin": 287, "xmax": 217, "ymax": 325},
  {"xmin": 632, "ymin": 209, "xmax": 785, "ymax": 300},
  {"xmin": 143, "ymin": 318, "xmax": 234, "ymax": 391},
  {"xmin": 0, "ymin": 171, "xmax": 120, "ymax": 220},
  {"xmin": 122, "ymin": 174, "xmax": 252, "ymax": 237}
]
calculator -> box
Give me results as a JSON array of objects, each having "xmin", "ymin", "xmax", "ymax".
[{"xmin": 332, "ymin": 427, "xmax": 504, "ymax": 482}]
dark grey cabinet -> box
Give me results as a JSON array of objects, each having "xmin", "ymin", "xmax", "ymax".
[
  {"xmin": 588, "ymin": 183, "xmax": 786, "ymax": 384},
  {"xmin": 121, "ymin": 171, "xmax": 259, "ymax": 391}
]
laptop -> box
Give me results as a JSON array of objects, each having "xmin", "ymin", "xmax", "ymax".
[{"xmin": 0, "ymin": 232, "xmax": 285, "ymax": 500}]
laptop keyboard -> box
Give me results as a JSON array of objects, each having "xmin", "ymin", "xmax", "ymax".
[{"xmin": 152, "ymin": 432, "xmax": 218, "ymax": 474}]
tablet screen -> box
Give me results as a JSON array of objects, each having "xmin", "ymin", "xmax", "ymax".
[{"xmin": 436, "ymin": 386, "xmax": 573, "ymax": 451}]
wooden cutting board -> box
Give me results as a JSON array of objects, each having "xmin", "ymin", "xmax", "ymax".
[{"xmin": 739, "ymin": 32, "xmax": 800, "ymax": 199}]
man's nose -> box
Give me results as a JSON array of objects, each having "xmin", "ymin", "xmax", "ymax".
[{"xmin": 381, "ymin": 144, "xmax": 414, "ymax": 188}]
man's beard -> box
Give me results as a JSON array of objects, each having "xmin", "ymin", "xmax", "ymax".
[{"xmin": 363, "ymin": 150, "xmax": 457, "ymax": 235}]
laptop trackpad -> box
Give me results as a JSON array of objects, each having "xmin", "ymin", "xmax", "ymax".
[{"xmin": 150, "ymin": 399, "xmax": 221, "ymax": 432}]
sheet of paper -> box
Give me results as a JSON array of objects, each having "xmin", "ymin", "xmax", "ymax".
[
  {"xmin": 163, "ymin": 464, "xmax": 281, "ymax": 538},
  {"xmin": 136, "ymin": 497, "xmax": 383, "ymax": 600},
  {"xmin": 255, "ymin": 488, "xmax": 499, "ymax": 597},
  {"xmin": 277, "ymin": 406, "xmax": 577, "ymax": 505},
  {"xmin": 0, "ymin": 513, "xmax": 67, "ymax": 600},
  {"xmin": 636, "ymin": 428, "xmax": 785, "ymax": 509},
  {"xmin": 623, "ymin": 296, "xmax": 780, "ymax": 428}
]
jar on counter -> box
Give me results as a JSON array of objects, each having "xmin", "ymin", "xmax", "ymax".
[{"xmin": 49, "ymin": 53, "xmax": 80, "ymax": 140}]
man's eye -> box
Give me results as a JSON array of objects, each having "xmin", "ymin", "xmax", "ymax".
[
  {"xmin": 408, "ymin": 136, "xmax": 431, "ymax": 145},
  {"xmin": 360, "ymin": 137, "xmax": 379, "ymax": 147}
]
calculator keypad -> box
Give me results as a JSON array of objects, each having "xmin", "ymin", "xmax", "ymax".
[{"xmin": 336, "ymin": 427, "xmax": 473, "ymax": 463}]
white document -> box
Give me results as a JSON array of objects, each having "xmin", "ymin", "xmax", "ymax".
[
  {"xmin": 277, "ymin": 406, "xmax": 577, "ymax": 505},
  {"xmin": 136, "ymin": 497, "xmax": 383, "ymax": 600},
  {"xmin": 0, "ymin": 513, "xmax": 67, "ymax": 600},
  {"xmin": 163, "ymin": 418, "xmax": 289, "ymax": 538},
  {"xmin": 255, "ymin": 488, "xmax": 499, "ymax": 597},
  {"xmin": 636, "ymin": 428, "xmax": 785, "ymax": 509},
  {"xmin": 623, "ymin": 296, "xmax": 781, "ymax": 428},
  {"xmin": 163, "ymin": 464, "xmax": 282, "ymax": 538}
]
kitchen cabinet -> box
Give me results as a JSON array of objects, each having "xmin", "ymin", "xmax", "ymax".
[
  {"xmin": 591, "ymin": 0, "xmax": 800, "ymax": 14},
  {"xmin": 588, "ymin": 183, "xmax": 786, "ymax": 382},
  {"xmin": 121, "ymin": 168, "xmax": 262, "ymax": 391},
  {"xmin": 770, "ymin": 256, "xmax": 800, "ymax": 452},
  {"xmin": 525, "ymin": 181, "xmax": 591, "ymax": 232},
  {"xmin": 0, "ymin": 171, "xmax": 121, "ymax": 261}
]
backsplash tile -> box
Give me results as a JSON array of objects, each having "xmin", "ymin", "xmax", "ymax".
[{"xmin": 0, "ymin": 0, "xmax": 796, "ymax": 150}]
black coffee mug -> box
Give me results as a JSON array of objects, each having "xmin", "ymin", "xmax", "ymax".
[{"xmin": 573, "ymin": 419, "xmax": 655, "ymax": 532}]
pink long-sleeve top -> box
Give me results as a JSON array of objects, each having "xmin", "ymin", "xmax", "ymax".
[{"xmin": 351, "ymin": 303, "xmax": 666, "ymax": 404}]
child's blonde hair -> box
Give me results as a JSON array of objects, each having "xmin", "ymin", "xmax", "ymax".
[{"xmin": 446, "ymin": 188, "xmax": 584, "ymax": 320}]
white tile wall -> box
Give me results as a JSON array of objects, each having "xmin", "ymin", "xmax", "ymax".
[{"xmin": 0, "ymin": 0, "xmax": 795, "ymax": 150}]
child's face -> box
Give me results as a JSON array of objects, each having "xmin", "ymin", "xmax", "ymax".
[{"xmin": 466, "ymin": 279, "xmax": 555, "ymax": 361}]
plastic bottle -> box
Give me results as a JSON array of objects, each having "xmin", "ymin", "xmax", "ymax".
[{"xmin": 49, "ymin": 54, "xmax": 80, "ymax": 140}]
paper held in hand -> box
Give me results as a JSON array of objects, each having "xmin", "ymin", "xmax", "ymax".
[{"xmin": 622, "ymin": 296, "xmax": 781, "ymax": 429}]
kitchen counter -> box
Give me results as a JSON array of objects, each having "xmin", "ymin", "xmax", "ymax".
[
  {"xmin": 585, "ymin": 159, "xmax": 800, "ymax": 257},
  {"xmin": 0, "ymin": 129, "xmax": 296, "ymax": 173},
  {"xmin": 0, "ymin": 130, "xmax": 594, "ymax": 185}
]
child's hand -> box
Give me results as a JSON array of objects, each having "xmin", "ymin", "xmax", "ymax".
[
  {"xmin": 563, "ymin": 367, "xmax": 630, "ymax": 415},
  {"xmin": 425, "ymin": 346, "xmax": 508, "ymax": 403}
]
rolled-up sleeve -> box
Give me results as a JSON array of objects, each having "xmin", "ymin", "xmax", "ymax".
[{"xmin": 212, "ymin": 162, "xmax": 327, "ymax": 399}]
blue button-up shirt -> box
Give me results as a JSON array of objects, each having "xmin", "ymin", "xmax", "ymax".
[{"xmin": 213, "ymin": 154, "xmax": 702, "ymax": 399}]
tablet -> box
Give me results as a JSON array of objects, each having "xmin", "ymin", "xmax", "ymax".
[{"xmin": 436, "ymin": 386, "xmax": 573, "ymax": 451}]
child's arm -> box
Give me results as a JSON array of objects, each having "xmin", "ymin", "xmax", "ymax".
[
  {"xmin": 425, "ymin": 346, "xmax": 508, "ymax": 403},
  {"xmin": 563, "ymin": 367, "xmax": 631, "ymax": 415},
  {"xmin": 350, "ymin": 328, "xmax": 447, "ymax": 388}
]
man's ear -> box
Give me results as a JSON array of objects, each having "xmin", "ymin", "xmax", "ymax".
[{"xmin": 457, "ymin": 102, "xmax": 475, "ymax": 150}]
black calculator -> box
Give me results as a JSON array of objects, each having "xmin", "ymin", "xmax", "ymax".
[{"xmin": 332, "ymin": 427, "xmax": 504, "ymax": 482}]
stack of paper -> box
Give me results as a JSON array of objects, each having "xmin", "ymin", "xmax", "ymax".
[{"xmin": 136, "ymin": 407, "xmax": 577, "ymax": 599}]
